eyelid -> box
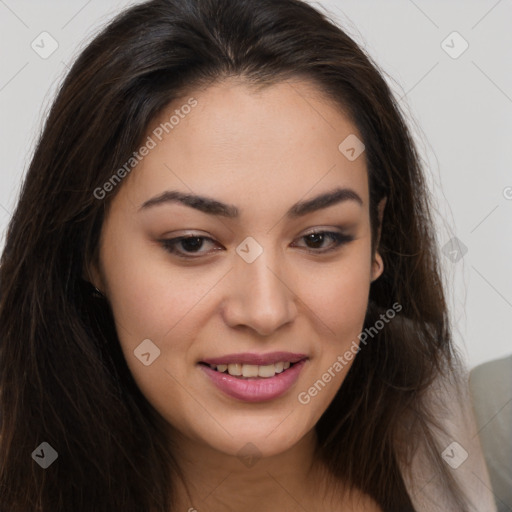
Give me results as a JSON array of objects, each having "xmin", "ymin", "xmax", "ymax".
[
  {"xmin": 291, "ymin": 230, "xmax": 354, "ymax": 252},
  {"xmin": 159, "ymin": 227, "xmax": 354, "ymax": 259},
  {"xmin": 159, "ymin": 234, "xmax": 221, "ymax": 259}
]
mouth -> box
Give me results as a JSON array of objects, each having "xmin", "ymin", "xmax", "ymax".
[
  {"xmin": 198, "ymin": 360, "xmax": 302, "ymax": 379},
  {"xmin": 197, "ymin": 353, "xmax": 309, "ymax": 402}
]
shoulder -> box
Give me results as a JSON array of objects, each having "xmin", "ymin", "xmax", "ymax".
[
  {"xmin": 403, "ymin": 368, "xmax": 499, "ymax": 511},
  {"xmin": 470, "ymin": 354, "xmax": 512, "ymax": 394}
]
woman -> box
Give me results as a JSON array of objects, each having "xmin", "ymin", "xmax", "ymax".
[{"xmin": 0, "ymin": 0, "xmax": 496, "ymax": 510}]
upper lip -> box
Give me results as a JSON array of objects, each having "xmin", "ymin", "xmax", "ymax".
[{"xmin": 200, "ymin": 352, "xmax": 308, "ymax": 366}]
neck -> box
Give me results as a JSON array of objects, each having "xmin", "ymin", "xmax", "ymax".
[{"xmin": 169, "ymin": 429, "xmax": 342, "ymax": 512}]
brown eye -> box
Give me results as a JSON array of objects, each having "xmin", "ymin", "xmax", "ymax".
[
  {"xmin": 293, "ymin": 231, "xmax": 354, "ymax": 254},
  {"xmin": 161, "ymin": 236, "xmax": 222, "ymax": 258},
  {"xmin": 304, "ymin": 232, "xmax": 327, "ymax": 249},
  {"xmin": 178, "ymin": 237, "xmax": 205, "ymax": 252}
]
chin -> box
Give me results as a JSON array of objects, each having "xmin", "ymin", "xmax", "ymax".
[{"xmin": 192, "ymin": 415, "xmax": 312, "ymax": 459}]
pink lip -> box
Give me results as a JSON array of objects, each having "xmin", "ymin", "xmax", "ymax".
[
  {"xmin": 199, "ymin": 359, "xmax": 308, "ymax": 403},
  {"xmin": 200, "ymin": 352, "xmax": 308, "ymax": 366}
]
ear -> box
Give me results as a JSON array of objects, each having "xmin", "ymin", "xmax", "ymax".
[{"xmin": 371, "ymin": 197, "xmax": 387, "ymax": 283}]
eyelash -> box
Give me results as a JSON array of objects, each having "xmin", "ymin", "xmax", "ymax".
[{"xmin": 160, "ymin": 231, "xmax": 354, "ymax": 259}]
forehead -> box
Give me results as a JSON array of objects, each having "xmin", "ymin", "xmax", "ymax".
[{"xmin": 119, "ymin": 79, "xmax": 368, "ymax": 213}]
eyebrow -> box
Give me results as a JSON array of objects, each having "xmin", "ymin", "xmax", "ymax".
[{"xmin": 139, "ymin": 186, "xmax": 363, "ymax": 218}]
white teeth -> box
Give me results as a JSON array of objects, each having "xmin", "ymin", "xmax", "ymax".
[
  {"xmin": 227, "ymin": 363, "xmax": 242, "ymax": 376},
  {"xmin": 258, "ymin": 364, "xmax": 276, "ymax": 378},
  {"xmin": 210, "ymin": 361, "xmax": 296, "ymax": 378},
  {"xmin": 242, "ymin": 364, "xmax": 259, "ymax": 378}
]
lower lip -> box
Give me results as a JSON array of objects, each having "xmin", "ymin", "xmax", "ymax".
[{"xmin": 199, "ymin": 360, "xmax": 307, "ymax": 403}]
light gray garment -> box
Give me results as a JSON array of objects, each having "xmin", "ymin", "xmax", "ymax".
[
  {"xmin": 470, "ymin": 355, "xmax": 512, "ymax": 512},
  {"xmin": 400, "ymin": 369, "xmax": 498, "ymax": 511}
]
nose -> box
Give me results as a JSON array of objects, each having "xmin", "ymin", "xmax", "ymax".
[{"xmin": 221, "ymin": 249, "xmax": 297, "ymax": 336}]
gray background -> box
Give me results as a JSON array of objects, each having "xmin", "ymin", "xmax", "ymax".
[{"xmin": 0, "ymin": 0, "xmax": 510, "ymax": 369}]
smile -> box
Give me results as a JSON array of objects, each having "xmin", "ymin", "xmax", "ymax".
[
  {"xmin": 203, "ymin": 361, "xmax": 295, "ymax": 379},
  {"xmin": 198, "ymin": 358, "xmax": 308, "ymax": 402}
]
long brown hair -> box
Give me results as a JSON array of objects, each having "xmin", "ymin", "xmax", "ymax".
[{"xmin": 0, "ymin": 0, "xmax": 466, "ymax": 510}]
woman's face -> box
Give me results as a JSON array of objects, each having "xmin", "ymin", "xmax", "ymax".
[{"xmin": 91, "ymin": 79, "xmax": 384, "ymax": 458}]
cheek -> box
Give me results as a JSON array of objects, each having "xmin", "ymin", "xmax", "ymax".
[
  {"xmin": 100, "ymin": 225, "xmax": 216, "ymax": 343},
  {"xmin": 298, "ymin": 255, "xmax": 371, "ymax": 344},
  {"xmin": 99, "ymin": 235, "xmax": 212, "ymax": 422},
  {"xmin": 295, "ymin": 269, "xmax": 370, "ymax": 414}
]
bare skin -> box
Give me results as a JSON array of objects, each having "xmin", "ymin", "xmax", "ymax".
[{"xmin": 89, "ymin": 78, "xmax": 385, "ymax": 511}]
